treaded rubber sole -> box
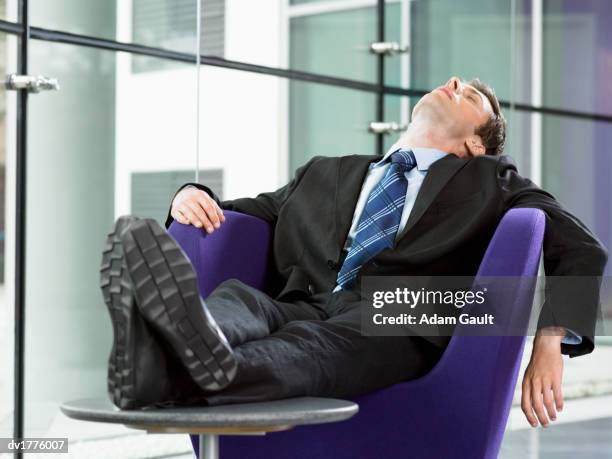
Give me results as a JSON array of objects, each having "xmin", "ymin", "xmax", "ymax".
[
  {"xmin": 100, "ymin": 215, "xmax": 139, "ymax": 409},
  {"xmin": 122, "ymin": 218, "xmax": 237, "ymax": 391}
]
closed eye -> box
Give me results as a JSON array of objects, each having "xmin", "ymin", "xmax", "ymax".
[{"xmin": 464, "ymin": 88, "xmax": 482, "ymax": 107}]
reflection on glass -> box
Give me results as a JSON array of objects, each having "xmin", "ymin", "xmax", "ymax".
[{"xmin": 24, "ymin": 40, "xmax": 196, "ymax": 446}]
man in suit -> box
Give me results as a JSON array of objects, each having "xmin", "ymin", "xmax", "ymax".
[{"xmin": 102, "ymin": 76, "xmax": 607, "ymax": 429}]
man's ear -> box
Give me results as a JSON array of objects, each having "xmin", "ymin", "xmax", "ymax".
[{"xmin": 465, "ymin": 135, "xmax": 485, "ymax": 156}]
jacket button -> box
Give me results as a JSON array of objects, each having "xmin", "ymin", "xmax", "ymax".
[
  {"xmin": 327, "ymin": 260, "xmax": 337, "ymax": 270},
  {"xmin": 308, "ymin": 284, "xmax": 315, "ymax": 295}
]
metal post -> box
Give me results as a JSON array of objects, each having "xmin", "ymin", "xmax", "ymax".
[
  {"xmin": 14, "ymin": 0, "xmax": 29, "ymax": 457},
  {"xmin": 375, "ymin": 0, "xmax": 384, "ymax": 155},
  {"xmin": 198, "ymin": 434, "xmax": 219, "ymax": 459}
]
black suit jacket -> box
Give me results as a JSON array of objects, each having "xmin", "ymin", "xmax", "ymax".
[{"xmin": 165, "ymin": 154, "xmax": 608, "ymax": 358}]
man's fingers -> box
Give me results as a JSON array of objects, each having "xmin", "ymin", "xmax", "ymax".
[
  {"xmin": 184, "ymin": 201, "xmax": 210, "ymax": 230},
  {"xmin": 213, "ymin": 201, "xmax": 225, "ymax": 223},
  {"xmin": 195, "ymin": 195, "xmax": 220, "ymax": 230},
  {"xmin": 171, "ymin": 188, "xmax": 223, "ymax": 232},
  {"xmin": 177, "ymin": 203, "xmax": 206, "ymax": 229},
  {"xmin": 531, "ymin": 379, "xmax": 550, "ymax": 427},
  {"xmin": 521, "ymin": 379, "xmax": 538, "ymax": 427},
  {"xmin": 173, "ymin": 209, "xmax": 189, "ymax": 225},
  {"xmin": 552, "ymin": 378, "xmax": 564, "ymax": 412},
  {"xmin": 542, "ymin": 379, "xmax": 557, "ymax": 421}
]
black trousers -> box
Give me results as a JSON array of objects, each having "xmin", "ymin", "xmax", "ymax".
[{"xmin": 190, "ymin": 279, "xmax": 444, "ymax": 406}]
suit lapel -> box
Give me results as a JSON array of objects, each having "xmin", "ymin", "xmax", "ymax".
[
  {"xmin": 335, "ymin": 154, "xmax": 380, "ymax": 250},
  {"xmin": 396, "ymin": 153, "xmax": 467, "ymax": 241}
]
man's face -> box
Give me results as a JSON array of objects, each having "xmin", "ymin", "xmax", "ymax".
[{"xmin": 412, "ymin": 76, "xmax": 494, "ymax": 156}]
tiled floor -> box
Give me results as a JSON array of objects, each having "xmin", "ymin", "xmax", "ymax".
[{"xmin": 500, "ymin": 416, "xmax": 612, "ymax": 458}]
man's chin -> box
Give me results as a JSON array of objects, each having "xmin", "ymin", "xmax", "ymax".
[{"xmin": 411, "ymin": 101, "xmax": 448, "ymax": 124}]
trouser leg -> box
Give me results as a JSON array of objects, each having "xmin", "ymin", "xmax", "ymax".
[
  {"xmin": 203, "ymin": 279, "xmax": 327, "ymax": 348},
  {"xmin": 201, "ymin": 302, "xmax": 444, "ymax": 406}
]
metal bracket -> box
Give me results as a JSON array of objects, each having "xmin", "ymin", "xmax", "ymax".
[
  {"xmin": 5, "ymin": 73, "xmax": 60, "ymax": 93},
  {"xmin": 369, "ymin": 42, "xmax": 409, "ymax": 56},
  {"xmin": 368, "ymin": 121, "xmax": 408, "ymax": 135}
]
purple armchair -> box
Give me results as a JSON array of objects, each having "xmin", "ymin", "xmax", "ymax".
[{"xmin": 168, "ymin": 207, "xmax": 545, "ymax": 459}]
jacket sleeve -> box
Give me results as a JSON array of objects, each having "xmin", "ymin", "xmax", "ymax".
[
  {"xmin": 164, "ymin": 156, "xmax": 320, "ymax": 229},
  {"xmin": 496, "ymin": 155, "xmax": 608, "ymax": 358}
]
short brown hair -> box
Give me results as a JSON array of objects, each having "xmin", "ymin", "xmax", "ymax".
[{"xmin": 465, "ymin": 78, "xmax": 506, "ymax": 156}]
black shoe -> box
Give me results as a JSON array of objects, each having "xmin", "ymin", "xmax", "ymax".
[
  {"xmin": 100, "ymin": 216, "xmax": 205, "ymax": 409},
  {"xmin": 121, "ymin": 218, "xmax": 237, "ymax": 392}
]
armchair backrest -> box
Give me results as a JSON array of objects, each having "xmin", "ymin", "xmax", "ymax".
[{"xmin": 394, "ymin": 207, "xmax": 545, "ymax": 459}]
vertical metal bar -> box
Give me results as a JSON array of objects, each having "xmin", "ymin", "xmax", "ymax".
[
  {"xmin": 375, "ymin": 0, "xmax": 384, "ymax": 155},
  {"xmin": 400, "ymin": 0, "xmax": 411, "ymax": 126},
  {"xmin": 195, "ymin": 0, "xmax": 202, "ymax": 183},
  {"xmin": 198, "ymin": 434, "xmax": 219, "ymax": 459},
  {"xmin": 13, "ymin": 0, "xmax": 29, "ymax": 456},
  {"xmin": 509, "ymin": 0, "xmax": 516, "ymax": 162},
  {"xmin": 530, "ymin": 0, "xmax": 543, "ymax": 185}
]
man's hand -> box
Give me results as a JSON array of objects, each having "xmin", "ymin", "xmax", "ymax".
[
  {"xmin": 521, "ymin": 326, "xmax": 565, "ymax": 428},
  {"xmin": 171, "ymin": 186, "xmax": 225, "ymax": 233}
]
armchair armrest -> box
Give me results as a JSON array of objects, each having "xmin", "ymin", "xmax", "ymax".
[{"xmin": 167, "ymin": 210, "xmax": 272, "ymax": 297}]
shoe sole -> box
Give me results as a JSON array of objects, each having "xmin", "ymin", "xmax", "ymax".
[
  {"xmin": 122, "ymin": 218, "xmax": 237, "ymax": 391},
  {"xmin": 100, "ymin": 215, "xmax": 139, "ymax": 409}
]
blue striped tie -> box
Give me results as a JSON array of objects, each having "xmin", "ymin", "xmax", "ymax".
[{"xmin": 336, "ymin": 149, "xmax": 417, "ymax": 290}]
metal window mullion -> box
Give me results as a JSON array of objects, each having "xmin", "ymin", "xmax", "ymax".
[
  {"xmin": 530, "ymin": 0, "xmax": 543, "ymax": 185},
  {"xmin": 376, "ymin": 0, "xmax": 384, "ymax": 155},
  {"xmin": 14, "ymin": 0, "xmax": 29, "ymax": 456}
]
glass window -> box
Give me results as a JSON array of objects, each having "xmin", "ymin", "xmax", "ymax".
[
  {"xmin": 290, "ymin": 79, "xmax": 376, "ymax": 171},
  {"xmin": 290, "ymin": 5, "xmax": 378, "ymax": 82},
  {"xmin": 192, "ymin": 66, "xmax": 376, "ymax": 194},
  {"xmin": 30, "ymin": 1, "xmax": 118, "ymax": 43},
  {"xmin": 541, "ymin": 114, "xmax": 611, "ymax": 262},
  {"xmin": 542, "ymin": 1, "xmax": 612, "ymax": 116},
  {"xmin": 0, "ymin": 30, "xmax": 15, "ymax": 440},
  {"xmin": 29, "ymin": 0, "xmax": 203, "ymax": 57},
  {"xmin": 24, "ymin": 40, "xmax": 197, "ymax": 447},
  {"xmin": 0, "ymin": 0, "xmax": 18, "ymax": 22},
  {"xmin": 407, "ymin": 0, "xmax": 512, "ymax": 100}
]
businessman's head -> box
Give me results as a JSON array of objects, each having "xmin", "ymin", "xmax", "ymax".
[{"xmin": 411, "ymin": 76, "xmax": 506, "ymax": 157}]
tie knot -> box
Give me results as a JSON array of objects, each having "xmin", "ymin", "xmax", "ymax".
[{"xmin": 390, "ymin": 149, "xmax": 417, "ymax": 172}]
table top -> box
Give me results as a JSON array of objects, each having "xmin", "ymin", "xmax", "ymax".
[{"xmin": 60, "ymin": 397, "xmax": 359, "ymax": 431}]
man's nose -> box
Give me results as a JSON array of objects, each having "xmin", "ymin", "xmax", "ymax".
[{"xmin": 446, "ymin": 77, "xmax": 462, "ymax": 93}]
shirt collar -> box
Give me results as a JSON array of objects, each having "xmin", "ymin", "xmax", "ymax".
[{"xmin": 376, "ymin": 143, "xmax": 449, "ymax": 172}]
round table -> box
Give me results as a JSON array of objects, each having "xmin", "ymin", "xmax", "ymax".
[{"xmin": 60, "ymin": 397, "xmax": 359, "ymax": 459}]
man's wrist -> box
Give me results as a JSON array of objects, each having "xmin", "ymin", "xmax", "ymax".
[
  {"xmin": 534, "ymin": 326, "xmax": 565, "ymax": 348},
  {"xmin": 537, "ymin": 325, "xmax": 566, "ymax": 336}
]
